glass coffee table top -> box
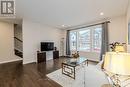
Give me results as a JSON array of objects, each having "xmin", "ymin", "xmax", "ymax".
[{"xmin": 63, "ymin": 57, "xmax": 88, "ymax": 67}]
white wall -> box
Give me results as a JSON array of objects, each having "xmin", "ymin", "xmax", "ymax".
[
  {"xmin": 0, "ymin": 21, "xmax": 21, "ymax": 63},
  {"xmin": 127, "ymin": 1, "xmax": 130, "ymax": 52},
  {"xmin": 22, "ymin": 19, "xmax": 64, "ymax": 64},
  {"xmin": 109, "ymin": 15, "xmax": 127, "ymax": 44}
]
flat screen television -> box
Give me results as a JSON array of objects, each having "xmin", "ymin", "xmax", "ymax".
[{"xmin": 41, "ymin": 42, "xmax": 54, "ymax": 51}]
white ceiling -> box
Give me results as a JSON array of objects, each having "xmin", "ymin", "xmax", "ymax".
[{"xmin": 15, "ymin": 0, "xmax": 128, "ymax": 28}]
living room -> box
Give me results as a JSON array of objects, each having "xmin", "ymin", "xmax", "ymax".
[{"xmin": 0, "ymin": 0, "xmax": 130, "ymax": 87}]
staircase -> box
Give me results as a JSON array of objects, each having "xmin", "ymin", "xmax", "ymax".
[
  {"xmin": 14, "ymin": 24, "xmax": 23, "ymax": 58},
  {"xmin": 14, "ymin": 48, "xmax": 23, "ymax": 58}
]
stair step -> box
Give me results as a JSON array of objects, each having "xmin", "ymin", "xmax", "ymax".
[{"xmin": 14, "ymin": 49, "xmax": 23, "ymax": 58}]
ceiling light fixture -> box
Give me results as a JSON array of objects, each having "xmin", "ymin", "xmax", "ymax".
[
  {"xmin": 100, "ymin": 12, "xmax": 104, "ymax": 16},
  {"xmin": 62, "ymin": 25, "xmax": 65, "ymax": 27}
]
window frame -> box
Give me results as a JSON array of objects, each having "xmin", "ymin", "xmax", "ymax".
[{"xmin": 69, "ymin": 24, "xmax": 102, "ymax": 53}]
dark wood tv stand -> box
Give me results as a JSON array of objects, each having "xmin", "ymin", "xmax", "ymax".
[
  {"xmin": 37, "ymin": 50, "xmax": 59, "ymax": 63},
  {"xmin": 53, "ymin": 51, "xmax": 59, "ymax": 59},
  {"xmin": 37, "ymin": 51, "xmax": 46, "ymax": 63}
]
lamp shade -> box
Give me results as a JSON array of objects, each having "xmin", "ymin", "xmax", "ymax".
[
  {"xmin": 104, "ymin": 52, "xmax": 130, "ymax": 75},
  {"xmin": 114, "ymin": 45, "xmax": 125, "ymax": 52}
]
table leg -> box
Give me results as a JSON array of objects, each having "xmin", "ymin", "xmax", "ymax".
[
  {"xmin": 62, "ymin": 63, "xmax": 75, "ymax": 79},
  {"xmin": 87, "ymin": 59, "xmax": 88, "ymax": 66}
]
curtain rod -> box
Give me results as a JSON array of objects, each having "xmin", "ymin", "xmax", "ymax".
[{"xmin": 68, "ymin": 21, "xmax": 110, "ymax": 31}]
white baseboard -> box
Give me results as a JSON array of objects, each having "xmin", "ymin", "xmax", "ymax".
[{"xmin": 0, "ymin": 58, "xmax": 22, "ymax": 64}]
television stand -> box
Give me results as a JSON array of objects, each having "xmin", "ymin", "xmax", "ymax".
[
  {"xmin": 53, "ymin": 50, "xmax": 59, "ymax": 59},
  {"xmin": 37, "ymin": 50, "xmax": 59, "ymax": 63},
  {"xmin": 37, "ymin": 51, "xmax": 46, "ymax": 63}
]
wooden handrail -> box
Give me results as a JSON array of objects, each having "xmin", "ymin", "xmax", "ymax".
[{"xmin": 14, "ymin": 37, "xmax": 23, "ymax": 42}]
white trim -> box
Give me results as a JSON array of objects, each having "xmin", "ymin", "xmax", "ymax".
[
  {"xmin": 0, "ymin": 58, "xmax": 22, "ymax": 64},
  {"xmin": 23, "ymin": 60, "xmax": 35, "ymax": 64}
]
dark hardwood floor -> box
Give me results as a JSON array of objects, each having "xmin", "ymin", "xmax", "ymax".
[{"xmin": 0, "ymin": 58, "xmax": 97, "ymax": 87}]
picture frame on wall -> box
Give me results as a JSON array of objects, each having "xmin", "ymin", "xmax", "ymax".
[{"xmin": 128, "ymin": 21, "xmax": 130, "ymax": 44}]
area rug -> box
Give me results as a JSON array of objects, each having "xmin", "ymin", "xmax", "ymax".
[{"xmin": 46, "ymin": 65, "xmax": 109, "ymax": 87}]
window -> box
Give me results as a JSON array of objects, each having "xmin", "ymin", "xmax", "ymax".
[
  {"xmin": 78, "ymin": 29, "xmax": 90, "ymax": 51},
  {"xmin": 92, "ymin": 27, "xmax": 102, "ymax": 52},
  {"xmin": 69, "ymin": 25, "xmax": 102, "ymax": 53},
  {"xmin": 70, "ymin": 31, "xmax": 77, "ymax": 50}
]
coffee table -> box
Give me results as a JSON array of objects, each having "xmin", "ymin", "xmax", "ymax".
[{"xmin": 62, "ymin": 57, "xmax": 88, "ymax": 79}]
